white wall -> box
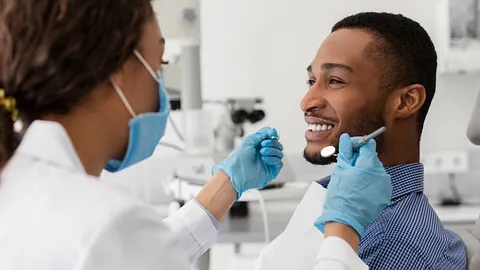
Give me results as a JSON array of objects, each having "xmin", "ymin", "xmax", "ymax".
[{"xmin": 423, "ymin": 73, "xmax": 480, "ymax": 152}]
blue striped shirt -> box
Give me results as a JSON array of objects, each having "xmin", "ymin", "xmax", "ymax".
[{"xmin": 317, "ymin": 163, "xmax": 467, "ymax": 270}]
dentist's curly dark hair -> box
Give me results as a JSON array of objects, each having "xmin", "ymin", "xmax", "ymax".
[{"xmin": 0, "ymin": 0, "xmax": 154, "ymax": 165}]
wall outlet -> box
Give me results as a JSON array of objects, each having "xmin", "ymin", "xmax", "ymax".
[{"xmin": 422, "ymin": 151, "xmax": 469, "ymax": 174}]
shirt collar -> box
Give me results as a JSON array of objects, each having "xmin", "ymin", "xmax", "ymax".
[
  {"xmin": 317, "ymin": 163, "xmax": 424, "ymax": 200},
  {"xmin": 15, "ymin": 120, "xmax": 86, "ymax": 173}
]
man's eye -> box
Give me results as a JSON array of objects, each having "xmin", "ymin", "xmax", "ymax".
[
  {"xmin": 329, "ymin": 78, "xmax": 344, "ymax": 85},
  {"xmin": 306, "ymin": 79, "xmax": 316, "ymax": 86}
]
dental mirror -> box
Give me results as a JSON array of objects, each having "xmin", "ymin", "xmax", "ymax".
[
  {"xmin": 320, "ymin": 126, "xmax": 386, "ymax": 158},
  {"xmin": 321, "ymin": 145, "xmax": 337, "ymax": 158}
]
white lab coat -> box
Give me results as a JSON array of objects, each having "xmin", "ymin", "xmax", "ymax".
[
  {"xmin": 0, "ymin": 121, "xmax": 216, "ymax": 270},
  {"xmin": 0, "ymin": 120, "xmax": 367, "ymax": 270}
]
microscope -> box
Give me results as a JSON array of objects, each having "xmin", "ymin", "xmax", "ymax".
[{"xmin": 215, "ymin": 98, "xmax": 265, "ymax": 152}]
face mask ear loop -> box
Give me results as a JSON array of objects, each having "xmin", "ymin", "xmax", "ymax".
[
  {"xmin": 111, "ymin": 78, "xmax": 137, "ymax": 117},
  {"xmin": 134, "ymin": 50, "xmax": 161, "ymax": 83}
]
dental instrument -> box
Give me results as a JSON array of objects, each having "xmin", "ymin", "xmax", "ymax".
[{"xmin": 320, "ymin": 126, "xmax": 386, "ymax": 158}]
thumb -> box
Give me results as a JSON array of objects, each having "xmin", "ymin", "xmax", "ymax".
[
  {"xmin": 355, "ymin": 139, "xmax": 384, "ymax": 170},
  {"xmin": 338, "ymin": 133, "xmax": 353, "ymax": 160},
  {"xmin": 267, "ymin": 128, "xmax": 279, "ymax": 139}
]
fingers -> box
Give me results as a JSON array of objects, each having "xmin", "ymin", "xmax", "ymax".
[
  {"xmin": 260, "ymin": 147, "xmax": 284, "ymax": 159},
  {"xmin": 337, "ymin": 135, "xmax": 378, "ymax": 168},
  {"xmin": 260, "ymin": 134, "xmax": 284, "ymax": 169},
  {"xmin": 260, "ymin": 137, "xmax": 284, "ymax": 162},
  {"xmin": 261, "ymin": 139, "xmax": 283, "ymax": 151}
]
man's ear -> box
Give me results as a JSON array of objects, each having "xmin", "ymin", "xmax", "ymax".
[{"xmin": 392, "ymin": 84, "xmax": 426, "ymax": 119}]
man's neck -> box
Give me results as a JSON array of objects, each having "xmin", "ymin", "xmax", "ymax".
[
  {"xmin": 379, "ymin": 151, "xmax": 419, "ymax": 167},
  {"xmin": 377, "ymin": 132, "xmax": 420, "ymax": 167}
]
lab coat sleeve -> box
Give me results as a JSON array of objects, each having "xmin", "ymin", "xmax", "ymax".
[
  {"xmin": 162, "ymin": 200, "xmax": 219, "ymax": 263},
  {"xmin": 254, "ymin": 233, "xmax": 368, "ymax": 270},
  {"xmin": 313, "ymin": 236, "xmax": 368, "ymax": 270},
  {"xmin": 101, "ymin": 169, "xmax": 219, "ymax": 263},
  {"xmin": 80, "ymin": 205, "xmax": 191, "ymax": 270}
]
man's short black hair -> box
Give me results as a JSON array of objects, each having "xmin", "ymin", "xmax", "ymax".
[{"xmin": 332, "ymin": 12, "xmax": 437, "ymax": 136}]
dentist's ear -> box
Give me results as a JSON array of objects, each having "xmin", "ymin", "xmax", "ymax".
[
  {"xmin": 110, "ymin": 54, "xmax": 140, "ymax": 90},
  {"xmin": 110, "ymin": 69, "xmax": 126, "ymax": 89},
  {"xmin": 391, "ymin": 84, "xmax": 426, "ymax": 119}
]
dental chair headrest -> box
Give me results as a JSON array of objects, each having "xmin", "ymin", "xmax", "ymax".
[{"xmin": 468, "ymin": 89, "xmax": 480, "ymax": 145}]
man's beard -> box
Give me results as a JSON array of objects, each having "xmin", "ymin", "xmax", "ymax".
[{"xmin": 303, "ymin": 106, "xmax": 385, "ymax": 166}]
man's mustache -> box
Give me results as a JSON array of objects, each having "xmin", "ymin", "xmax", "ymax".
[{"xmin": 304, "ymin": 111, "xmax": 339, "ymax": 123}]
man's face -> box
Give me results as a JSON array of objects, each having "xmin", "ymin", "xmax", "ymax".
[{"xmin": 301, "ymin": 29, "xmax": 387, "ymax": 165}]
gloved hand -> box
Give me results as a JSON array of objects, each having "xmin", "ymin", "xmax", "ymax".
[
  {"xmin": 212, "ymin": 127, "xmax": 284, "ymax": 200},
  {"xmin": 314, "ymin": 133, "xmax": 392, "ymax": 239}
]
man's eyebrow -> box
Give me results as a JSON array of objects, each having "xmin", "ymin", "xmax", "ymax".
[
  {"xmin": 306, "ymin": 63, "xmax": 354, "ymax": 73},
  {"xmin": 322, "ymin": 63, "xmax": 354, "ymax": 72},
  {"xmin": 160, "ymin": 37, "xmax": 166, "ymax": 45}
]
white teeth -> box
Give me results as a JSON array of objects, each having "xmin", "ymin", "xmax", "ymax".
[{"xmin": 307, "ymin": 124, "xmax": 335, "ymax": 132}]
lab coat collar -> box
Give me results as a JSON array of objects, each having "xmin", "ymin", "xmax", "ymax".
[
  {"xmin": 317, "ymin": 163, "xmax": 424, "ymax": 201},
  {"xmin": 16, "ymin": 120, "xmax": 86, "ymax": 173}
]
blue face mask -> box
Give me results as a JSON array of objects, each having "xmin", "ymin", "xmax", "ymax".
[{"xmin": 105, "ymin": 50, "xmax": 171, "ymax": 172}]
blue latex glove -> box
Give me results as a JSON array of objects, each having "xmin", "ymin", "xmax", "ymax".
[
  {"xmin": 314, "ymin": 133, "xmax": 392, "ymax": 238},
  {"xmin": 212, "ymin": 127, "xmax": 284, "ymax": 200}
]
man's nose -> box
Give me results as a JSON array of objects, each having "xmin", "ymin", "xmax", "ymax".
[{"xmin": 300, "ymin": 88, "xmax": 328, "ymax": 113}]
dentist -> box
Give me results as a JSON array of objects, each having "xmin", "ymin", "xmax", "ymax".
[{"xmin": 0, "ymin": 1, "xmax": 391, "ymax": 269}]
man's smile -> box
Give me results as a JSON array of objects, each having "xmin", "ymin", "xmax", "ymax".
[{"xmin": 304, "ymin": 115, "xmax": 338, "ymax": 142}]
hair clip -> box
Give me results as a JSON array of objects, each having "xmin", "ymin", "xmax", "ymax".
[{"xmin": 0, "ymin": 89, "xmax": 19, "ymax": 121}]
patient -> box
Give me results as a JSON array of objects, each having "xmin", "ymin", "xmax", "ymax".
[{"xmin": 302, "ymin": 12, "xmax": 466, "ymax": 269}]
